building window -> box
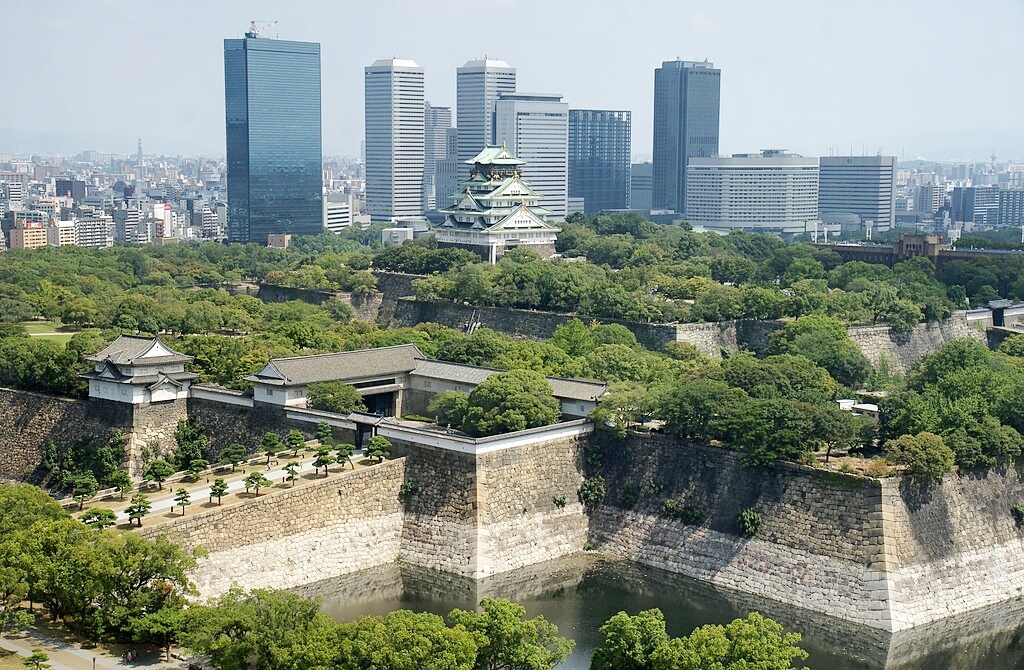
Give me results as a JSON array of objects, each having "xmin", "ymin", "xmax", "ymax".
[{"xmin": 266, "ymin": 388, "xmax": 274, "ymax": 397}]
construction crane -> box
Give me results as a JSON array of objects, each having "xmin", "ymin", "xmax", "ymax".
[{"xmin": 246, "ymin": 20, "xmax": 278, "ymax": 38}]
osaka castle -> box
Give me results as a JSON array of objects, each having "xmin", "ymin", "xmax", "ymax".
[{"xmin": 435, "ymin": 145, "xmax": 561, "ymax": 263}]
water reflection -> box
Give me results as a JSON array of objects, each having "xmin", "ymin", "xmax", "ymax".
[{"xmin": 294, "ymin": 555, "xmax": 1024, "ymax": 669}]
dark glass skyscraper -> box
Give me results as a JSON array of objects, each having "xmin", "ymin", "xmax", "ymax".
[
  {"xmin": 224, "ymin": 34, "xmax": 322, "ymax": 244},
  {"xmin": 568, "ymin": 109, "xmax": 631, "ymax": 214},
  {"xmin": 652, "ymin": 60, "xmax": 720, "ymax": 214}
]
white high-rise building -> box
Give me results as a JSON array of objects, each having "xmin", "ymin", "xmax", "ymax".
[
  {"xmin": 494, "ymin": 93, "xmax": 569, "ymax": 218},
  {"xmin": 365, "ymin": 58, "xmax": 425, "ymax": 222},
  {"xmin": 456, "ymin": 59, "xmax": 516, "ymax": 183},
  {"xmin": 685, "ymin": 151, "xmax": 820, "ymax": 235},
  {"xmin": 819, "ymin": 156, "xmax": 896, "ymax": 233},
  {"xmin": 423, "ymin": 102, "xmax": 452, "ymax": 211}
]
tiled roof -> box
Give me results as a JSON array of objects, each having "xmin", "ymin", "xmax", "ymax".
[
  {"xmin": 86, "ymin": 335, "xmax": 192, "ymax": 365},
  {"xmin": 412, "ymin": 358, "xmax": 607, "ymax": 402},
  {"xmin": 245, "ymin": 344, "xmax": 425, "ymax": 386}
]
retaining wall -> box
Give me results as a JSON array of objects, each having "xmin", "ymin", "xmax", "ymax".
[
  {"xmin": 846, "ymin": 311, "xmax": 988, "ymax": 374},
  {"xmin": 139, "ymin": 459, "xmax": 407, "ymax": 597},
  {"xmin": 588, "ymin": 433, "xmax": 1024, "ymax": 631}
]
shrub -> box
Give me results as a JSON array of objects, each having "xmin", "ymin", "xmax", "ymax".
[
  {"xmin": 578, "ymin": 477, "xmax": 606, "ymax": 507},
  {"xmin": 401, "ymin": 414, "xmax": 432, "ymax": 422},
  {"xmin": 398, "ymin": 481, "xmax": 418, "ymax": 500},
  {"xmin": 553, "ymin": 495, "xmax": 567, "ymax": 508},
  {"xmin": 737, "ymin": 508, "xmax": 762, "ymax": 536},
  {"xmin": 621, "ymin": 483, "xmax": 638, "ymax": 508},
  {"xmin": 662, "ymin": 499, "xmax": 702, "ymax": 525},
  {"xmin": 884, "ymin": 432, "xmax": 954, "ymax": 484},
  {"xmin": 1012, "ymin": 503, "xmax": 1024, "ymax": 527}
]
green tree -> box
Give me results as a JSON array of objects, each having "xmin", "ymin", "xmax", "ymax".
[
  {"xmin": 72, "ymin": 472, "xmax": 98, "ymax": 510},
  {"xmin": 884, "ymin": 432, "xmax": 955, "ymax": 483},
  {"xmin": 21, "ymin": 649, "xmax": 51, "ymax": 670},
  {"xmin": 590, "ymin": 608, "xmax": 669, "ymax": 670},
  {"xmin": 260, "ymin": 433, "xmax": 282, "ymax": 465},
  {"xmin": 335, "ymin": 443, "xmax": 356, "ymax": 470},
  {"xmin": 768, "ymin": 314, "xmax": 871, "ymax": 388},
  {"xmin": 174, "ymin": 419, "xmax": 209, "ymax": 471},
  {"xmin": 366, "ymin": 436, "xmax": 391, "ymax": 463},
  {"xmin": 108, "ymin": 468, "xmax": 133, "ymax": 501},
  {"xmin": 144, "ymin": 459, "xmax": 174, "ymax": 490},
  {"xmin": 312, "ymin": 449, "xmax": 336, "ymax": 477},
  {"xmin": 182, "ymin": 588, "xmax": 339, "ymax": 670},
  {"xmin": 131, "ymin": 604, "xmax": 186, "ymax": 661},
  {"xmin": 315, "ymin": 421, "xmax": 334, "ymax": 446},
  {"xmin": 460, "ymin": 370, "xmax": 561, "ymax": 437},
  {"xmin": 335, "ymin": 610, "xmax": 478, "ymax": 670},
  {"xmin": 219, "ymin": 443, "xmax": 248, "ymax": 471},
  {"xmin": 245, "ymin": 472, "xmax": 272, "ymax": 496},
  {"xmin": 210, "ymin": 478, "xmax": 229, "ymax": 505},
  {"xmin": 187, "ymin": 459, "xmax": 210, "ymax": 481},
  {"xmin": 79, "ymin": 508, "xmax": 117, "ymax": 529},
  {"xmin": 448, "ymin": 597, "xmax": 573, "ymax": 670},
  {"xmin": 174, "ymin": 488, "xmax": 191, "ymax": 515},
  {"xmin": 286, "ymin": 429, "xmax": 306, "ymax": 456},
  {"xmin": 306, "ymin": 381, "xmax": 367, "ymax": 414},
  {"xmin": 284, "ymin": 462, "xmax": 300, "ymax": 486},
  {"xmin": 428, "ymin": 391, "xmax": 469, "ymax": 428},
  {"xmin": 126, "ymin": 494, "xmax": 152, "ymax": 527}
]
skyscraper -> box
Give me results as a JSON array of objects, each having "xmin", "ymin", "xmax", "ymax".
[
  {"xmin": 652, "ymin": 59, "xmax": 720, "ymax": 214},
  {"xmin": 818, "ymin": 156, "xmax": 897, "ymax": 232},
  {"xmin": 568, "ymin": 109, "xmax": 631, "ymax": 214},
  {"xmin": 423, "ymin": 102, "xmax": 452, "ymax": 211},
  {"xmin": 364, "ymin": 59, "xmax": 425, "ymax": 222},
  {"xmin": 435, "ymin": 128, "xmax": 461, "ymax": 211},
  {"xmin": 456, "ymin": 59, "xmax": 516, "ymax": 182},
  {"xmin": 494, "ymin": 93, "xmax": 569, "ymax": 218},
  {"xmin": 224, "ymin": 32, "xmax": 322, "ymax": 243}
]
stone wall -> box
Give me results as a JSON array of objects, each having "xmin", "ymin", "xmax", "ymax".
[
  {"xmin": 256, "ymin": 284, "xmax": 383, "ymax": 323},
  {"xmin": 588, "ymin": 433, "xmax": 1024, "ymax": 631},
  {"xmin": 397, "ymin": 435, "xmax": 588, "ymax": 578},
  {"xmin": 589, "ymin": 434, "xmax": 891, "ymax": 628},
  {"xmin": 393, "ymin": 298, "xmax": 688, "ymax": 351},
  {"xmin": 122, "ymin": 398, "xmax": 188, "ymax": 475},
  {"xmin": 847, "ymin": 311, "xmax": 988, "ymax": 375},
  {"xmin": 139, "ymin": 459, "xmax": 407, "ymax": 597},
  {"xmin": 186, "ymin": 397, "xmax": 289, "ymax": 456},
  {"xmin": 0, "ymin": 389, "xmax": 132, "ymax": 483}
]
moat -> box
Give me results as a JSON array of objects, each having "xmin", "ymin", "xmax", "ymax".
[{"xmin": 295, "ymin": 554, "xmax": 1024, "ymax": 670}]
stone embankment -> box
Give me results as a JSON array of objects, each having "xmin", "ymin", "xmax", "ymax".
[
  {"xmin": 847, "ymin": 311, "xmax": 988, "ymax": 375},
  {"xmin": 588, "ymin": 433, "xmax": 1024, "ymax": 631},
  {"xmin": 139, "ymin": 459, "xmax": 407, "ymax": 596}
]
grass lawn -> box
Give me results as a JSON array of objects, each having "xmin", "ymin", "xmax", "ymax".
[{"xmin": 17, "ymin": 320, "xmax": 77, "ymax": 344}]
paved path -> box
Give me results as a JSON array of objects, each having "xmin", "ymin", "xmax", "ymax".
[
  {"xmin": 114, "ymin": 454, "xmax": 345, "ymax": 521},
  {"xmin": 0, "ymin": 629, "xmax": 179, "ymax": 670}
]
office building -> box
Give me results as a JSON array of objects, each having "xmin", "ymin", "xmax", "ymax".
[
  {"xmin": 323, "ymin": 195, "xmax": 354, "ymax": 234},
  {"xmin": 365, "ymin": 58, "xmax": 425, "ymax": 221},
  {"xmin": 436, "ymin": 145, "xmax": 560, "ymax": 262},
  {"xmin": 915, "ymin": 184, "xmax": 944, "ymax": 215},
  {"xmin": 47, "ymin": 220, "xmax": 76, "ymax": 247},
  {"xmin": 951, "ymin": 186, "xmax": 1001, "ymax": 225},
  {"xmin": 54, "ymin": 178, "xmax": 86, "ymax": 203},
  {"xmin": 423, "ymin": 102, "xmax": 452, "ymax": 211},
  {"xmin": 568, "ymin": 110, "xmax": 631, "ymax": 214},
  {"xmin": 1000, "ymin": 189, "xmax": 1024, "ymax": 228},
  {"xmin": 630, "ymin": 162, "xmax": 653, "ymax": 212},
  {"xmin": 652, "ymin": 59, "xmax": 720, "ymax": 214},
  {"xmin": 456, "ymin": 59, "xmax": 516, "ymax": 183},
  {"xmin": 75, "ymin": 215, "xmax": 115, "ymax": 248},
  {"xmin": 818, "ymin": 156, "xmax": 896, "ymax": 233},
  {"xmin": 494, "ymin": 93, "xmax": 569, "ymax": 218},
  {"xmin": 435, "ymin": 128, "xmax": 461, "ymax": 210},
  {"xmin": 224, "ymin": 32, "xmax": 323, "ymax": 243},
  {"xmin": 685, "ymin": 151, "xmax": 819, "ymax": 235},
  {"xmin": 9, "ymin": 221, "xmax": 48, "ymax": 250}
]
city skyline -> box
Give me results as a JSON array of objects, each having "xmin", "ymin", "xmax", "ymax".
[{"xmin": 4, "ymin": 0, "xmax": 1023, "ymax": 162}]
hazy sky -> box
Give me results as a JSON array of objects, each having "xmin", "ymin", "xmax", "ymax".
[{"xmin": 4, "ymin": 0, "xmax": 1023, "ymax": 162}]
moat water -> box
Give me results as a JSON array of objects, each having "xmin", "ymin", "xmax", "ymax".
[{"xmin": 293, "ymin": 554, "xmax": 1024, "ymax": 670}]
